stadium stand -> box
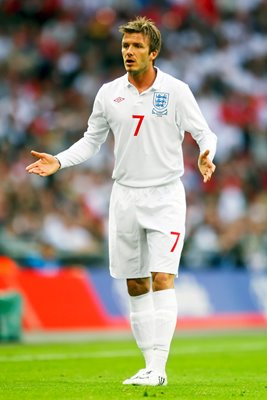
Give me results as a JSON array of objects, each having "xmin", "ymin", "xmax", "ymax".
[{"xmin": 0, "ymin": 0, "xmax": 266, "ymax": 271}]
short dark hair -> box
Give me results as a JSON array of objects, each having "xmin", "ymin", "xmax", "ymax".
[{"xmin": 119, "ymin": 16, "xmax": 161, "ymax": 55}]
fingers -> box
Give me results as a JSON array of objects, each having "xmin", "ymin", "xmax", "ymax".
[
  {"xmin": 203, "ymin": 163, "xmax": 216, "ymax": 183},
  {"xmin": 26, "ymin": 151, "xmax": 44, "ymax": 175},
  {"xmin": 203, "ymin": 172, "xmax": 211, "ymax": 183},
  {"xmin": 26, "ymin": 164, "xmax": 45, "ymax": 175},
  {"xmin": 25, "ymin": 158, "xmax": 42, "ymax": 172},
  {"xmin": 27, "ymin": 165, "xmax": 50, "ymax": 176}
]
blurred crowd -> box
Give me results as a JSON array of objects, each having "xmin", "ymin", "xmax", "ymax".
[{"xmin": 0, "ymin": 0, "xmax": 267, "ymax": 271}]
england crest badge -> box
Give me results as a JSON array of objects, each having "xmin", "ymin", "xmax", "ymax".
[{"xmin": 152, "ymin": 92, "xmax": 169, "ymax": 116}]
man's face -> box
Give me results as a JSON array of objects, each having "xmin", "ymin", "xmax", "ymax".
[{"xmin": 121, "ymin": 32, "xmax": 157, "ymax": 75}]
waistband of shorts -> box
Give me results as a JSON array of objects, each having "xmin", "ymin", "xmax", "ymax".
[{"xmin": 114, "ymin": 177, "xmax": 182, "ymax": 190}]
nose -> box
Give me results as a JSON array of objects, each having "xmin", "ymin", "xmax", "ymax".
[{"xmin": 126, "ymin": 45, "xmax": 133, "ymax": 56}]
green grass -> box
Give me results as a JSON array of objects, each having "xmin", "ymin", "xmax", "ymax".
[{"xmin": 0, "ymin": 331, "xmax": 267, "ymax": 399}]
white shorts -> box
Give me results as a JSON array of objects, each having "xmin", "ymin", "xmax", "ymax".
[{"xmin": 109, "ymin": 179, "xmax": 186, "ymax": 279}]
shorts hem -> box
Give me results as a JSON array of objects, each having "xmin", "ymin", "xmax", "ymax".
[{"xmin": 109, "ymin": 268, "xmax": 179, "ymax": 279}]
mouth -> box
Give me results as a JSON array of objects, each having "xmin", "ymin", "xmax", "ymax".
[{"xmin": 125, "ymin": 59, "xmax": 135, "ymax": 66}]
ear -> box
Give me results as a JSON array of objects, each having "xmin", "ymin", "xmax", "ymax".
[{"xmin": 150, "ymin": 50, "xmax": 158, "ymax": 61}]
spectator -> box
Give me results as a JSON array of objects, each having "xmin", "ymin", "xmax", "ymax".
[{"xmin": 0, "ymin": 0, "xmax": 266, "ymax": 270}]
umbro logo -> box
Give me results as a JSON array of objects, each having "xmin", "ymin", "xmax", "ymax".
[
  {"xmin": 158, "ymin": 376, "xmax": 165, "ymax": 385},
  {"xmin": 113, "ymin": 97, "xmax": 125, "ymax": 103}
]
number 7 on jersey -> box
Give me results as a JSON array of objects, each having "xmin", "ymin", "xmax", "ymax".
[{"xmin": 132, "ymin": 115, "xmax": 144, "ymax": 136}]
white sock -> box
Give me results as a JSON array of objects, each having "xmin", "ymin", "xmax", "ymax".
[
  {"xmin": 129, "ymin": 292, "xmax": 155, "ymax": 368},
  {"xmin": 149, "ymin": 288, "xmax": 178, "ymax": 375}
]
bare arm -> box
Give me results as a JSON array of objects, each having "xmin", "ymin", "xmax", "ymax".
[
  {"xmin": 198, "ymin": 149, "xmax": 216, "ymax": 183},
  {"xmin": 25, "ymin": 150, "xmax": 61, "ymax": 177}
]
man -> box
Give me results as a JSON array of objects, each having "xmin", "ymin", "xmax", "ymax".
[{"xmin": 26, "ymin": 17, "xmax": 216, "ymax": 386}]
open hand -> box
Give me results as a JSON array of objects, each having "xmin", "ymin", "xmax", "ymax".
[
  {"xmin": 25, "ymin": 150, "xmax": 60, "ymax": 177},
  {"xmin": 198, "ymin": 149, "xmax": 216, "ymax": 183}
]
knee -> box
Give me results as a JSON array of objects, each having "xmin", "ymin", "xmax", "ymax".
[
  {"xmin": 127, "ymin": 278, "xmax": 151, "ymax": 296},
  {"xmin": 152, "ymin": 272, "xmax": 175, "ymax": 292}
]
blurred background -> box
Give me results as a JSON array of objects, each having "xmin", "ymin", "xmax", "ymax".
[{"xmin": 0, "ymin": 0, "xmax": 267, "ymax": 339}]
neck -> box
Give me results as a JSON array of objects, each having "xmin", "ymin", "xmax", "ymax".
[{"xmin": 128, "ymin": 67, "xmax": 157, "ymax": 93}]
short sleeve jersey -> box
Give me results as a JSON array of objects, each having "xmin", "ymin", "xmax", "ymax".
[{"xmin": 56, "ymin": 68, "xmax": 217, "ymax": 187}]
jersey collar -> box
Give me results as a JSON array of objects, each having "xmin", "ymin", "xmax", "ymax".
[{"xmin": 123, "ymin": 67, "xmax": 163, "ymax": 92}]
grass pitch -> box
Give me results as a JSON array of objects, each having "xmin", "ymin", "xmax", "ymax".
[{"xmin": 0, "ymin": 331, "xmax": 266, "ymax": 400}]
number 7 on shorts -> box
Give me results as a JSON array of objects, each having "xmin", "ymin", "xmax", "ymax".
[{"xmin": 170, "ymin": 231, "xmax": 180, "ymax": 252}]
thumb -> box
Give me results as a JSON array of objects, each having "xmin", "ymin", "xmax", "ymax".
[
  {"xmin": 31, "ymin": 150, "xmax": 48, "ymax": 160},
  {"xmin": 202, "ymin": 149, "xmax": 210, "ymax": 158}
]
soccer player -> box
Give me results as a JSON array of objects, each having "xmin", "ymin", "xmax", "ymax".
[{"xmin": 26, "ymin": 17, "xmax": 217, "ymax": 386}]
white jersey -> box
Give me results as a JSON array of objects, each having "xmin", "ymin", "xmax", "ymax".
[{"xmin": 56, "ymin": 68, "xmax": 217, "ymax": 187}]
